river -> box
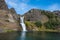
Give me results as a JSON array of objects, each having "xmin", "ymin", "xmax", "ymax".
[{"xmin": 0, "ymin": 31, "xmax": 60, "ymax": 40}]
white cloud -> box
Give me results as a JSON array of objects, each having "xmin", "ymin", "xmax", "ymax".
[
  {"xmin": 5, "ymin": 0, "xmax": 38, "ymax": 14},
  {"xmin": 7, "ymin": 2, "xmax": 17, "ymax": 7},
  {"xmin": 5, "ymin": 0, "xmax": 17, "ymax": 8},
  {"xmin": 19, "ymin": 3, "xmax": 28, "ymax": 10},
  {"xmin": 5, "ymin": 0, "xmax": 29, "ymax": 10},
  {"xmin": 47, "ymin": 4, "xmax": 60, "ymax": 11}
]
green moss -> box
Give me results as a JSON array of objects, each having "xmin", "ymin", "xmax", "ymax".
[
  {"xmin": 34, "ymin": 21, "xmax": 42, "ymax": 27},
  {"xmin": 25, "ymin": 20, "xmax": 60, "ymax": 32},
  {"xmin": 4, "ymin": 30, "xmax": 15, "ymax": 32},
  {"xmin": 25, "ymin": 21, "xmax": 36, "ymax": 27}
]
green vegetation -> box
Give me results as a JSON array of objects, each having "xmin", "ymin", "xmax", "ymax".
[
  {"xmin": 24, "ymin": 10, "xmax": 60, "ymax": 32},
  {"xmin": 41, "ymin": 10, "xmax": 57, "ymax": 19},
  {"xmin": 34, "ymin": 21, "xmax": 42, "ymax": 27},
  {"xmin": 44, "ymin": 20, "xmax": 60, "ymax": 29},
  {"xmin": 4, "ymin": 30, "xmax": 15, "ymax": 32},
  {"xmin": 25, "ymin": 21, "xmax": 35, "ymax": 27},
  {"xmin": 25, "ymin": 21, "xmax": 37, "ymax": 30},
  {"xmin": 41, "ymin": 10, "xmax": 60, "ymax": 30}
]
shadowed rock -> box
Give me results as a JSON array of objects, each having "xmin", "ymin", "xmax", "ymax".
[{"xmin": 0, "ymin": 0, "xmax": 8, "ymax": 10}]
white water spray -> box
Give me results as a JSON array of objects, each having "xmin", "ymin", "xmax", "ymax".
[{"xmin": 20, "ymin": 16, "xmax": 27, "ymax": 31}]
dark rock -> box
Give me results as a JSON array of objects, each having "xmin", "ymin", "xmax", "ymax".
[
  {"xmin": 0, "ymin": 0, "xmax": 21, "ymax": 31},
  {"xmin": 9, "ymin": 8, "xmax": 19, "ymax": 21},
  {"xmin": 24, "ymin": 9, "xmax": 41, "ymax": 21},
  {"xmin": 0, "ymin": 0, "xmax": 8, "ymax": 10},
  {"xmin": 24, "ymin": 9, "xmax": 48, "ymax": 23}
]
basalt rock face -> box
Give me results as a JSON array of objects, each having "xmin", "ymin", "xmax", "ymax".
[
  {"xmin": 24, "ymin": 9, "xmax": 60, "ymax": 30},
  {"xmin": 24, "ymin": 9, "xmax": 49, "ymax": 23},
  {"xmin": 0, "ymin": 0, "xmax": 8, "ymax": 10},
  {"xmin": 24, "ymin": 9, "xmax": 41, "ymax": 21},
  {"xmin": 0, "ymin": 10, "xmax": 20, "ymax": 32},
  {"xmin": 0, "ymin": 0, "xmax": 20, "ymax": 32},
  {"xmin": 24, "ymin": 9, "xmax": 60, "ymax": 22},
  {"xmin": 9, "ymin": 8, "xmax": 19, "ymax": 21},
  {"xmin": 24, "ymin": 9, "xmax": 49, "ymax": 31},
  {"xmin": 0, "ymin": 0, "xmax": 60, "ymax": 31}
]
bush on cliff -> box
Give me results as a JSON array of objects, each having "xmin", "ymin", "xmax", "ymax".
[
  {"xmin": 34, "ymin": 21, "xmax": 42, "ymax": 27},
  {"xmin": 44, "ymin": 20, "xmax": 60, "ymax": 29},
  {"xmin": 41, "ymin": 10, "xmax": 57, "ymax": 19},
  {"xmin": 25, "ymin": 21, "xmax": 37, "ymax": 30}
]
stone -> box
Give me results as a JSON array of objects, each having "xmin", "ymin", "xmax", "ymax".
[
  {"xmin": 0, "ymin": 0, "xmax": 8, "ymax": 10},
  {"xmin": 24, "ymin": 9, "xmax": 49, "ymax": 23}
]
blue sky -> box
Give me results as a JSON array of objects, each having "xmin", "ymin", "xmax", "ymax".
[{"xmin": 5, "ymin": 0, "xmax": 60, "ymax": 15}]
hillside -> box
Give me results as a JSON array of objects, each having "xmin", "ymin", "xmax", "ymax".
[
  {"xmin": 0, "ymin": 0, "xmax": 21, "ymax": 32},
  {"xmin": 24, "ymin": 9, "xmax": 60, "ymax": 31},
  {"xmin": 0, "ymin": 0, "xmax": 60, "ymax": 32}
]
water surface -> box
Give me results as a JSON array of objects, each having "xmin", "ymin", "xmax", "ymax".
[{"xmin": 0, "ymin": 31, "xmax": 60, "ymax": 40}]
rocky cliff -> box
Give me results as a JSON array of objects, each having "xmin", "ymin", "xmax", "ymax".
[
  {"xmin": 0, "ymin": 0, "xmax": 8, "ymax": 10},
  {"xmin": 9, "ymin": 8, "xmax": 19, "ymax": 21},
  {"xmin": 0, "ymin": 0, "xmax": 20, "ymax": 32},
  {"xmin": 24, "ymin": 9, "xmax": 49, "ymax": 23},
  {"xmin": 24, "ymin": 9, "xmax": 60, "ymax": 31},
  {"xmin": 0, "ymin": 0, "xmax": 60, "ymax": 32},
  {"xmin": 24, "ymin": 9, "xmax": 60, "ymax": 22}
]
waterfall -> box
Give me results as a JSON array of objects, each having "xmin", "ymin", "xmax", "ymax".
[{"xmin": 20, "ymin": 16, "xmax": 27, "ymax": 31}]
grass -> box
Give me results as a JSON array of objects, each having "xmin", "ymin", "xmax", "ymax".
[
  {"xmin": 38, "ymin": 28, "xmax": 60, "ymax": 32},
  {"xmin": 25, "ymin": 21, "xmax": 36, "ymax": 28},
  {"xmin": 25, "ymin": 21, "xmax": 60, "ymax": 32},
  {"xmin": 4, "ymin": 30, "xmax": 16, "ymax": 33}
]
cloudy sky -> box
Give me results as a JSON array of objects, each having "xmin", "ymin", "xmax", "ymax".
[{"xmin": 5, "ymin": 0, "xmax": 60, "ymax": 15}]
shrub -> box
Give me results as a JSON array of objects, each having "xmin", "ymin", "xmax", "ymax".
[
  {"xmin": 25, "ymin": 21, "xmax": 36, "ymax": 27},
  {"xmin": 34, "ymin": 21, "xmax": 42, "ymax": 27},
  {"xmin": 44, "ymin": 20, "xmax": 60, "ymax": 29},
  {"xmin": 41, "ymin": 11, "xmax": 56, "ymax": 19}
]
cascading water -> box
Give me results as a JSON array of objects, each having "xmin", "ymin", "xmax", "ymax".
[{"xmin": 20, "ymin": 16, "xmax": 27, "ymax": 31}]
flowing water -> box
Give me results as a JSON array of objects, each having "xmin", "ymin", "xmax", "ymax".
[
  {"xmin": 0, "ymin": 32, "xmax": 60, "ymax": 40},
  {"xmin": 20, "ymin": 16, "xmax": 27, "ymax": 31}
]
